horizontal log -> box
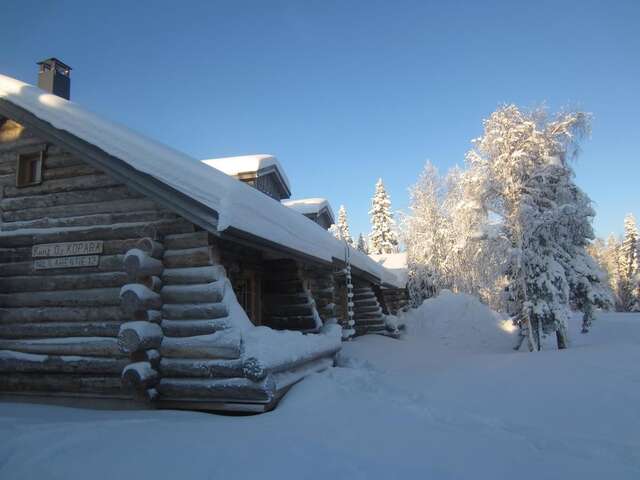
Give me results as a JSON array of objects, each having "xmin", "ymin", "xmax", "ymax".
[
  {"xmin": 0, "ymin": 254, "xmax": 124, "ymax": 277},
  {"xmin": 163, "ymin": 247, "xmax": 212, "ymax": 268},
  {"xmin": 0, "ymin": 321, "xmax": 122, "ymax": 339},
  {"xmin": 3, "ymin": 173, "xmax": 121, "ymax": 198},
  {"xmin": 117, "ymin": 321, "xmax": 163, "ymax": 354},
  {"xmin": 161, "ymin": 318, "xmax": 232, "ymax": 337},
  {"xmin": 163, "ymin": 231, "xmax": 209, "ymax": 250},
  {"xmin": 0, "ymin": 271, "xmax": 127, "ymax": 293},
  {"xmin": 0, "ymin": 287, "xmax": 121, "ymax": 308},
  {"xmin": 0, "ymin": 373, "xmax": 123, "ymax": 395},
  {"xmin": 0, "ymin": 185, "xmax": 140, "ymax": 212},
  {"xmin": 157, "ymin": 376, "xmax": 274, "ymax": 402},
  {"xmin": 159, "ymin": 357, "xmax": 259, "ymax": 380},
  {"xmin": 120, "ymin": 284, "xmax": 162, "ymax": 314},
  {"xmin": 0, "ymin": 210, "xmax": 180, "ymax": 232},
  {"xmin": 121, "ymin": 362, "xmax": 159, "ymax": 391},
  {"xmin": 42, "ymin": 151, "xmax": 84, "ymax": 169},
  {"xmin": 0, "ymin": 239, "xmax": 145, "ymax": 264},
  {"xmin": 160, "ymin": 330, "xmax": 241, "ymax": 359},
  {"xmin": 161, "ymin": 265, "xmax": 225, "ymax": 285},
  {"xmin": 162, "ymin": 302, "xmax": 228, "ymax": 320},
  {"xmin": 0, "ymin": 350, "xmax": 128, "ymax": 374},
  {"xmin": 0, "ymin": 218, "xmax": 192, "ymax": 248},
  {"xmin": 161, "ymin": 281, "xmax": 225, "ymax": 304},
  {"xmin": 124, "ymin": 249, "xmax": 163, "ymax": 280},
  {"xmin": 0, "ymin": 135, "xmax": 44, "ymax": 153},
  {"xmin": 42, "ymin": 163, "xmax": 99, "ymax": 180},
  {"xmin": 2, "ymin": 198, "xmax": 160, "ymax": 223},
  {"xmin": 0, "ymin": 337, "xmax": 124, "ymax": 356},
  {"xmin": 0, "ymin": 173, "xmax": 13, "ymax": 187},
  {"xmin": 0, "ymin": 306, "xmax": 126, "ymax": 324}
]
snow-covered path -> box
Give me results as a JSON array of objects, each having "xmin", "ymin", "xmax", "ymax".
[{"xmin": 1, "ymin": 293, "xmax": 639, "ymax": 479}]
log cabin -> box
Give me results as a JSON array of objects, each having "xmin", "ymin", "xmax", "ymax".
[{"xmin": 0, "ymin": 59, "xmax": 407, "ymax": 413}]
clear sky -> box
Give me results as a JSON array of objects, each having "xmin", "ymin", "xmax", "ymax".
[{"xmin": 2, "ymin": 0, "xmax": 638, "ymax": 240}]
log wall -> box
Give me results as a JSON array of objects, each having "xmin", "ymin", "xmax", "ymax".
[
  {"xmin": 0, "ymin": 120, "xmax": 186, "ymax": 398},
  {"xmin": 0, "ymin": 119, "xmax": 338, "ymax": 411}
]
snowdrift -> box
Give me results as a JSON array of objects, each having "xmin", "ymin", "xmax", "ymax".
[{"xmin": 403, "ymin": 290, "xmax": 516, "ymax": 353}]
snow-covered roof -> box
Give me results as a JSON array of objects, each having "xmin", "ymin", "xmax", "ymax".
[
  {"xmin": 202, "ymin": 154, "xmax": 291, "ymax": 194},
  {"xmin": 369, "ymin": 252, "xmax": 408, "ymax": 286},
  {"xmin": 282, "ymin": 198, "xmax": 335, "ymax": 222},
  {"xmin": 0, "ymin": 73, "xmax": 402, "ymax": 287}
]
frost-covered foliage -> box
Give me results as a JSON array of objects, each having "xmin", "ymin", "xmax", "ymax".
[
  {"xmin": 403, "ymin": 163, "xmax": 507, "ymax": 308},
  {"xmin": 369, "ymin": 178, "xmax": 399, "ymax": 254},
  {"xmin": 618, "ymin": 214, "xmax": 640, "ymax": 311},
  {"xmin": 332, "ymin": 205, "xmax": 354, "ymax": 247},
  {"xmin": 404, "ymin": 105, "xmax": 607, "ymax": 350},
  {"xmin": 464, "ymin": 105, "xmax": 607, "ymax": 350},
  {"xmin": 403, "ymin": 163, "xmax": 448, "ymax": 305},
  {"xmin": 356, "ymin": 233, "xmax": 369, "ymax": 254},
  {"xmin": 590, "ymin": 216, "xmax": 640, "ymax": 312}
]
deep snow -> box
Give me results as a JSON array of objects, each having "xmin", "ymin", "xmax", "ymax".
[{"xmin": 1, "ymin": 292, "xmax": 639, "ymax": 479}]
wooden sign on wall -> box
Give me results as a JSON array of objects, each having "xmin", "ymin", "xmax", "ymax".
[
  {"xmin": 32, "ymin": 241, "xmax": 103, "ymax": 270},
  {"xmin": 34, "ymin": 255, "xmax": 100, "ymax": 270},
  {"xmin": 32, "ymin": 241, "xmax": 103, "ymax": 258}
]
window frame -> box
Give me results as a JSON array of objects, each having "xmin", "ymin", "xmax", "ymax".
[{"xmin": 15, "ymin": 147, "xmax": 45, "ymax": 188}]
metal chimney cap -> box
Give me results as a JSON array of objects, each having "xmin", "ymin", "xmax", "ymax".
[{"xmin": 36, "ymin": 58, "xmax": 72, "ymax": 73}]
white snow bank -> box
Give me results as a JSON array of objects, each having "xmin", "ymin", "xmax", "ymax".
[
  {"xmin": 0, "ymin": 74, "xmax": 401, "ymax": 287},
  {"xmin": 401, "ymin": 290, "xmax": 515, "ymax": 353},
  {"xmin": 242, "ymin": 324, "xmax": 341, "ymax": 369},
  {"xmin": 3, "ymin": 311, "xmax": 640, "ymax": 479},
  {"xmin": 202, "ymin": 154, "xmax": 291, "ymax": 193}
]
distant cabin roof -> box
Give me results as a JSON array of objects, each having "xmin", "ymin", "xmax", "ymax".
[
  {"xmin": 202, "ymin": 154, "xmax": 291, "ymax": 194},
  {"xmin": 282, "ymin": 198, "xmax": 335, "ymax": 223},
  {"xmin": 369, "ymin": 252, "xmax": 408, "ymax": 286},
  {"xmin": 0, "ymin": 73, "xmax": 402, "ymax": 287}
]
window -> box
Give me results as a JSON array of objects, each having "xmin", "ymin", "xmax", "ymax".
[{"xmin": 16, "ymin": 150, "xmax": 44, "ymax": 187}]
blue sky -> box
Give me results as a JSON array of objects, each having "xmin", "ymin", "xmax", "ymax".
[{"xmin": 2, "ymin": 0, "xmax": 638, "ymax": 239}]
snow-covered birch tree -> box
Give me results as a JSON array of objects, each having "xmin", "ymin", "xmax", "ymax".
[
  {"xmin": 369, "ymin": 179, "xmax": 399, "ymax": 254},
  {"xmin": 464, "ymin": 105, "xmax": 597, "ymax": 350}
]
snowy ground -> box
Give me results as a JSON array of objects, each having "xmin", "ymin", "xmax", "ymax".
[{"xmin": 2, "ymin": 291, "xmax": 640, "ymax": 479}]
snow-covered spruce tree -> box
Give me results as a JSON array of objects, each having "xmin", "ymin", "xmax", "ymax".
[
  {"xmin": 403, "ymin": 163, "xmax": 447, "ymax": 305},
  {"xmin": 465, "ymin": 105, "xmax": 594, "ymax": 350},
  {"xmin": 556, "ymin": 184, "xmax": 613, "ymax": 332},
  {"xmin": 369, "ymin": 178, "xmax": 399, "ymax": 255},
  {"xmin": 335, "ymin": 205, "xmax": 355, "ymax": 247},
  {"xmin": 356, "ymin": 233, "xmax": 369, "ymax": 254},
  {"xmin": 618, "ymin": 214, "xmax": 639, "ymax": 310}
]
